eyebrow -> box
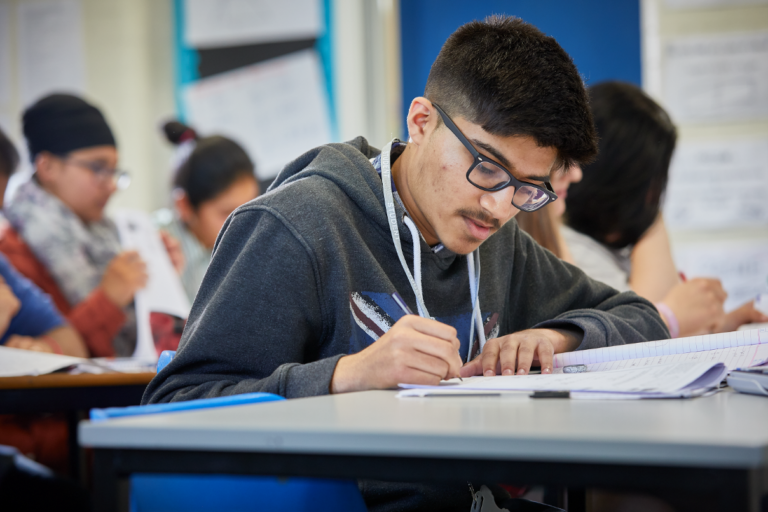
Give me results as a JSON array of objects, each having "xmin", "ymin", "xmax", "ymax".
[{"xmin": 471, "ymin": 138, "xmax": 551, "ymax": 183}]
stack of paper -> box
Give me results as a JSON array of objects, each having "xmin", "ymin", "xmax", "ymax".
[{"xmin": 0, "ymin": 345, "xmax": 85, "ymax": 377}]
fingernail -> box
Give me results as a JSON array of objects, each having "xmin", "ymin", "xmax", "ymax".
[
  {"xmin": 502, "ymin": 369, "xmax": 513, "ymax": 376},
  {"xmin": 542, "ymin": 367, "xmax": 552, "ymax": 374},
  {"xmin": 518, "ymin": 369, "xmax": 526, "ymax": 375},
  {"xmin": 484, "ymin": 370, "xmax": 494, "ymax": 377}
]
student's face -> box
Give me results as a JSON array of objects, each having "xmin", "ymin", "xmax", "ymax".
[
  {"xmin": 403, "ymin": 98, "xmax": 560, "ymax": 255},
  {"xmin": 36, "ymin": 146, "xmax": 119, "ymax": 223},
  {"xmin": 180, "ymin": 175, "xmax": 259, "ymax": 249},
  {"xmin": 549, "ymin": 164, "xmax": 583, "ymax": 219}
]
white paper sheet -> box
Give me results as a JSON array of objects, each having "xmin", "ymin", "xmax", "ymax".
[
  {"xmin": 553, "ymin": 328, "xmax": 766, "ymax": 368},
  {"xmin": 183, "ymin": 0, "xmax": 322, "ymax": 49},
  {"xmin": 663, "ymin": 32, "xmax": 768, "ymax": 123},
  {"xmin": 17, "ymin": 0, "xmax": 86, "ymax": 106},
  {"xmin": 0, "ymin": 3, "xmax": 12, "ymax": 105},
  {"xmin": 674, "ymin": 241, "xmax": 768, "ymax": 311},
  {"xmin": 0, "ymin": 345, "xmax": 85, "ymax": 377},
  {"xmin": 664, "ymin": 139, "xmax": 768, "ymax": 230},
  {"xmin": 114, "ymin": 210, "xmax": 191, "ymax": 361},
  {"xmin": 184, "ymin": 49, "xmax": 333, "ymax": 180},
  {"xmin": 666, "ymin": 0, "xmax": 768, "ymax": 7},
  {"xmin": 399, "ymin": 361, "xmax": 728, "ymax": 397}
]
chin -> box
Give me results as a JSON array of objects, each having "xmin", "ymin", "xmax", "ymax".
[{"xmin": 441, "ymin": 237, "xmax": 483, "ymax": 256}]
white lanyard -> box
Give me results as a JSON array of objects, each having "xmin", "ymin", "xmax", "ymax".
[{"xmin": 380, "ymin": 139, "xmax": 487, "ymax": 362}]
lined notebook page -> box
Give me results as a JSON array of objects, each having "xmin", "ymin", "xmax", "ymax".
[{"xmin": 553, "ymin": 328, "xmax": 767, "ymax": 369}]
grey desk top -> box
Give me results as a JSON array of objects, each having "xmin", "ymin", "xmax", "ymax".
[{"xmin": 79, "ymin": 389, "xmax": 768, "ymax": 469}]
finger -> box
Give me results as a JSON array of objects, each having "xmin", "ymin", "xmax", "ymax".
[
  {"xmin": 460, "ymin": 356, "xmax": 484, "ymax": 377},
  {"xmin": 480, "ymin": 338, "xmax": 501, "ymax": 376},
  {"xmin": 536, "ymin": 340, "xmax": 555, "ymax": 374},
  {"xmin": 405, "ymin": 350, "xmax": 450, "ymax": 381},
  {"xmin": 400, "ymin": 315, "xmax": 458, "ymax": 343},
  {"xmin": 510, "ymin": 339, "xmax": 536, "ymax": 375},
  {"xmin": 410, "ymin": 334, "xmax": 462, "ymax": 378},
  {"xmin": 397, "ymin": 367, "xmax": 446, "ymax": 387}
]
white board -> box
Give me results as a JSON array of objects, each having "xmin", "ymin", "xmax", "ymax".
[
  {"xmin": 16, "ymin": 0, "xmax": 86, "ymax": 106},
  {"xmin": 663, "ymin": 32, "xmax": 768, "ymax": 123},
  {"xmin": 664, "ymin": 138, "xmax": 768, "ymax": 230},
  {"xmin": 183, "ymin": 49, "xmax": 333, "ymax": 180},
  {"xmin": 183, "ymin": 0, "xmax": 322, "ymax": 49},
  {"xmin": 674, "ymin": 240, "xmax": 768, "ymax": 312}
]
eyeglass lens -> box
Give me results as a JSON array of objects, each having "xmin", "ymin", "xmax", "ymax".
[{"xmin": 468, "ymin": 161, "xmax": 550, "ymax": 212}]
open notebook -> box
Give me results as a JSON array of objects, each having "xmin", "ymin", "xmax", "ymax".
[{"xmin": 398, "ymin": 328, "xmax": 767, "ymax": 399}]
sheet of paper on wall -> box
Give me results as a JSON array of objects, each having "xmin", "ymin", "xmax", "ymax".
[
  {"xmin": 674, "ymin": 240, "xmax": 768, "ymax": 312},
  {"xmin": 184, "ymin": 49, "xmax": 333, "ymax": 180},
  {"xmin": 665, "ymin": 0, "xmax": 768, "ymax": 8},
  {"xmin": 114, "ymin": 210, "xmax": 191, "ymax": 361},
  {"xmin": 0, "ymin": 2, "xmax": 12, "ymax": 106},
  {"xmin": 183, "ymin": 0, "xmax": 323, "ymax": 49},
  {"xmin": 664, "ymin": 139, "xmax": 768, "ymax": 230},
  {"xmin": 663, "ymin": 32, "xmax": 768, "ymax": 123},
  {"xmin": 16, "ymin": 0, "xmax": 86, "ymax": 106}
]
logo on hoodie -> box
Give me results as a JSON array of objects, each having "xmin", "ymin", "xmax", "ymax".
[{"xmin": 348, "ymin": 291, "xmax": 499, "ymax": 362}]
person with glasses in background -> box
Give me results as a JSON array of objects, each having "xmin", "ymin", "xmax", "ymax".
[
  {"xmin": 145, "ymin": 17, "xmax": 668, "ymax": 511},
  {"xmin": 0, "ymin": 93, "xmax": 183, "ymax": 358}
]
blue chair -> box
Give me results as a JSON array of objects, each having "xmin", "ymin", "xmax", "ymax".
[{"xmin": 90, "ymin": 351, "xmax": 367, "ymax": 512}]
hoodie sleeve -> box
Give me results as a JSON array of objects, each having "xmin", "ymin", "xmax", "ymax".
[
  {"xmin": 143, "ymin": 206, "xmax": 340, "ymax": 404},
  {"xmin": 504, "ymin": 224, "xmax": 669, "ymax": 350}
]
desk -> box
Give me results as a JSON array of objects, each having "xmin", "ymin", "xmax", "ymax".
[
  {"xmin": 80, "ymin": 389, "xmax": 768, "ymax": 512},
  {"xmin": 1, "ymin": 372, "xmax": 155, "ymax": 479}
]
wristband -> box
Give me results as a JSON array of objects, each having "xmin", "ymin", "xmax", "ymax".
[
  {"xmin": 42, "ymin": 335, "xmax": 63, "ymax": 355},
  {"xmin": 654, "ymin": 302, "xmax": 679, "ymax": 338}
]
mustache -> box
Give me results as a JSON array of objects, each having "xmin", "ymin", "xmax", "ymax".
[{"xmin": 456, "ymin": 208, "xmax": 500, "ymax": 230}]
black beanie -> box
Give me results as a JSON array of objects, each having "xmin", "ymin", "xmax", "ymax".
[{"xmin": 23, "ymin": 94, "xmax": 116, "ymax": 160}]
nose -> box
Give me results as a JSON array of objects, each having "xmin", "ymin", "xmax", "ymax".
[
  {"xmin": 479, "ymin": 186, "xmax": 516, "ymax": 219},
  {"xmin": 569, "ymin": 164, "xmax": 583, "ymax": 184}
]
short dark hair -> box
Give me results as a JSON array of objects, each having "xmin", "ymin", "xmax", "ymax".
[
  {"xmin": 0, "ymin": 127, "xmax": 20, "ymax": 178},
  {"xmin": 565, "ymin": 81, "xmax": 677, "ymax": 249},
  {"xmin": 424, "ymin": 15, "xmax": 597, "ymax": 170},
  {"xmin": 164, "ymin": 121, "xmax": 256, "ymax": 209}
]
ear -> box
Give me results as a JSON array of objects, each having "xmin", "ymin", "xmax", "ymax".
[
  {"xmin": 173, "ymin": 189, "xmax": 196, "ymax": 225},
  {"xmin": 406, "ymin": 97, "xmax": 438, "ymax": 146},
  {"xmin": 34, "ymin": 152, "xmax": 60, "ymax": 186}
]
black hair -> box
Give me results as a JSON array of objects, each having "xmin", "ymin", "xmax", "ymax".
[
  {"xmin": 163, "ymin": 121, "xmax": 256, "ymax": 210},
  {"xmin": 424, "ymin": 15, "xmax": 598, "ymax": 170},
  {"xmin": 565, "ymin": 81, "xmax": 677, "ymax": 249},
  {"xmin": 0, "ymin": 126, "xmax": 20, "ymax": 178}
]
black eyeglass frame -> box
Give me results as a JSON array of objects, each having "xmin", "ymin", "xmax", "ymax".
[{"xmin": 431, "ymin": 102, "xmax": 558, "ymax": 211}]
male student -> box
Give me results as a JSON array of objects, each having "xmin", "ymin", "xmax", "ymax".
[{"xmin": 145, "ymin": 16, "xmax": 668, "ymax": 511}]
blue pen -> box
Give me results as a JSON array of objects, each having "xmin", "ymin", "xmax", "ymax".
[{"xmin": 391, "ymin": 292, "xmax": 463, "ymax": 381}]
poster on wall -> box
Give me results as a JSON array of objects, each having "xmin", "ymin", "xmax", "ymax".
[
  {"xmin": 664, "ymin": 138, "xmax": 768, "ymax": 231},
  {"xmin": 183, "ymin": 0, "xmax": 323, "ymax": 49},
  {"xmin": 663, "ymin": 32, "xmax": 768, "ymax": 123},
  {"xmin": 183, "ymin": 49, "xmax": 333, "ymax": 181}
]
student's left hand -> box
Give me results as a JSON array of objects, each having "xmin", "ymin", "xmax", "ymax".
[
  {"xmin": 5, "ymin": 335, "xmax": 55, "ymax": 353},
  {"xmin": 717, "ymin": 300, "xmax": 768, "ymax": 333},
  {"xmin": 160, "ymin": 231, "xmax": 186, "ymax": 275},
  {"xmin": 460, "ymin": 328, "xmax": 582, "ymax": 377}
]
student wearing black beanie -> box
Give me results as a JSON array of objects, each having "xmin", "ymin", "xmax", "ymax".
[{"xmin": 0, "ymin": 93, "xmax": 182, "ymax": 358}]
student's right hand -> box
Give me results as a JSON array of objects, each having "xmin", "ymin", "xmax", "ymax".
[
  {"xmin": 330, "ymin": 315, "xmax": 463, "ymax": 393},
  {"xmin": 0, "ymin": 275, "xmax": 21, "ymax": 336},
  {"xmin": 5, "ymin": 335, "xmax": 55, "ymax": 353},
  {"xmin": 100, "ymin": 251, "xmax": 148, "ymax": 307},
  {"xmin": 661, "ymin": 278, "xmax": 727, "ymax": 337}
]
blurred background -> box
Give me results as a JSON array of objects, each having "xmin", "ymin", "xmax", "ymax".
[{"xmin": 0, "ymin": 0, "xmax": 766, "ymax": 309}]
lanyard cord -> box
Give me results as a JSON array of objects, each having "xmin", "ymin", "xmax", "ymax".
[{"xmin": 380, "ymin": 139, "xmax": 486, "ymax": 359}]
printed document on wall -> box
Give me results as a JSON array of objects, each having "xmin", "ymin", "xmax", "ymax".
[
  {"xmin": 664, "ymin": 139, "xmax": 768, "ymax": 230},
  {"xmin": 184, "ymin": 0, "xmax": 322, "ymax": 48},
  {"xmin": 17, "ymin": 0, "xmax": 86, "ymax": 106},
  {"xmin": 674, "ymin": 239, "xmax": 768, "ymax": 312},
  {"xmin": 183, "ymin": 49, "xmax": 333, "ymax": 181},
  {"xmin": 663, "ymin": 32, "xmax": 768, "ymax": 123}
]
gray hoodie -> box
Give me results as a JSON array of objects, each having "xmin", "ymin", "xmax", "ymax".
[{"xmin": 143, "ymin": 137, "xmax": 668, "ymax": 511}]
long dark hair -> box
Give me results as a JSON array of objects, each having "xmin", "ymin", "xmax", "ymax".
[
  {"xmin": 163, "ymin": 121, "xmax": 256, "ymax": 209},
  {"xmin": 0, "ymin": 126, "xmax": 20, "ymax": 177},
  {"xmin": 565, "ymin": 82, "xmax": 677, "ymax": 249}
]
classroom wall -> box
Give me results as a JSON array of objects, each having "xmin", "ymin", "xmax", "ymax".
[{"xmin": 0, "ymin": 0, "xmax": 176, "ymax": 215}]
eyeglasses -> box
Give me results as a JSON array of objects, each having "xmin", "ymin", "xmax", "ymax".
[
  {"xmin": 65, "ymin": 158, "xmax": 131, "ymax": 190},
  {"xmin": 432, "ymin": 103, "xmax": 557, "ymax": 212}
]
